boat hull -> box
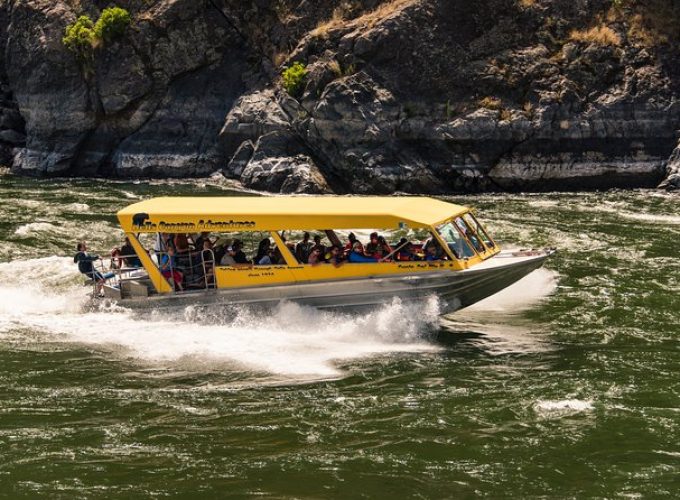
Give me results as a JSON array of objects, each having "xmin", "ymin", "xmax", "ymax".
[{"xmin": 108, "ymin": 250, "xmax": 554, "ymax": 316}]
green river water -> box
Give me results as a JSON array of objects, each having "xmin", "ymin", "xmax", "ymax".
[{"xmin": 0, "ymin": 174, "xmax": 678, "ymax": 498}]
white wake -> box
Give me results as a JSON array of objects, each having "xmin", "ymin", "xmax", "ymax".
[{"xmin": 0, "ymin": 257, "xmax": 441, "ymax": 378}]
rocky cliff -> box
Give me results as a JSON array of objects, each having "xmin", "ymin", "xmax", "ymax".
[{"xmin": 1, "ymin": 0, "xmax": 680, "ymax": 193}]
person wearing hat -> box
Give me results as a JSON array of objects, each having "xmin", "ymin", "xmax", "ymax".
[{"xmin": 220, "ymin": 239, "xmax": 252, "ymax": 268}]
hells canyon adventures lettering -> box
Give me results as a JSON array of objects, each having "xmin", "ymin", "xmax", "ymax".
[{"xmin": 131, "ymin": 212, "xmax": 256, "ymax": 231}]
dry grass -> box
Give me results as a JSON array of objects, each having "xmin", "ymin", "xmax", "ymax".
[
  {"xmin": 272, "ymin": 51, "xmax": 288, "ymax": 67},
  {"xmin": 328, "ymin": 59, "xmax": 342, "ymax": 77},
  {"xmin": 522, "ymin": 101, "xmax": 534, "ymax": 119},
  {"xmin": 357, "ymin": 0, "xmax": 415, "ymax": 28},
  {"xmin": 311, "ymin": 7, "xmax": 345, "ymax": 39},
  {"xmin": 499, "ymin": 108, "xmax": 513, "ymax": 122},
  {"xmin": 626, "ymin": 2, "xmax": 680, "ymax": 47},
  {"xmin": 312, "ymin": 0, "xmax": 416, "ymax": 38},
  {"xmin": 479, "ymin": 96, "xmax": 502, "ymax": 111},
  {"xmin": 569, "ymin": 25, "xmax": 621, "ymax": 46},
  {"xmin": 628, "ymin": 14, "xmax": 665, "ymax": 45}
]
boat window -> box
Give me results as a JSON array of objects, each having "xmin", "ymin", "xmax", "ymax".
[
  {"xmin": 464, "ymin": 213, "xmax": 496, "ymax": 249},
  {"xmin": 282, "ymin": 228, "xmax": 438, "ymax": 264},
  {"xmin": 202, "ymin": 231, "xmax": 288, "ymax": 266},
  {"xmin": 454, "ymin": 217, "xmax": 486, "ymax": 254},
  {"xmin": 284, "ymin": 230, "xmax": 333, "ymax": 264},
  {"xmin": 436, "ymin": 221, "xmax": 476, "ymax": 259}
]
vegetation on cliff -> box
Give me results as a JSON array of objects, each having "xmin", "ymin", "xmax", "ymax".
[
  {"xmin": 1, "ymin": 0, "xmax": 680, "ymax": 191},
  {"xmin": 62, "ymin": 6, "xmax": 131, "ymax": 61},
  {"xmin": 282, "ymin": 62, "xmax": 308, "ymax": 98}
]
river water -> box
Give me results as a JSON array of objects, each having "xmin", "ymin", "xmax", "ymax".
[{"xmin": 0, "ymin": 174, "xmax": 678, "ymax": 497}]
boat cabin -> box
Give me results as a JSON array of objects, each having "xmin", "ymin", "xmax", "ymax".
[{"xmin": 107, "ymin": 196, "xmax": 500, "ymax": 299}]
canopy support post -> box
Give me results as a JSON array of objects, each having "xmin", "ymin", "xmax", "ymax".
[{"xmin": 125, "ymin": 233, "xmax": 173, "ymax": 294}]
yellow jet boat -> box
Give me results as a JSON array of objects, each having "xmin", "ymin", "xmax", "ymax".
[{"xmin": 95, "ymin": 196, "xmax": 554, "ymax": 314}]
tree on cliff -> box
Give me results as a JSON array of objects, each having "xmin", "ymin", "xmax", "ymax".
[{"xmin": 62, "ymin": 6, "xmax": 131, "ymax": 64}]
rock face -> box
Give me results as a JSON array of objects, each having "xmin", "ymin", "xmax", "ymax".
[
  {"xmin": 659, "ymin": 145, "xmax": 680, "ymax": 190},
  {"xmin": 1, "ymin": 0, "xmax": 680, "ymax": 193}
]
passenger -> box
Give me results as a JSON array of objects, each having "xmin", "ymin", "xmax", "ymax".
[
  {"xmin": 174, "ymin": 233, "xmax": 190, "ymax": 254},
  {"xmin": 160, "ymin": 247, "xmax": 184, "ymax": 291},
  {"xmin": 425, "ymin": 242, "xmax": 445, "ymax": 261},
  {"xmin": 74, "ymin": 241, "xmax": 114, "ymax": 295},
  {"xmin": 394, "ymin": 238, "xmax": 416, "ymax": 261},
  {"xmin": 343, "ymin": 233, "xmax": 358, "ymax": 254},
  {"xmin": 211, "ymin": 235, "xmax": 230, "ymax": 264},
  {"xmin": 311, "ymin": 235, "xmax": 326, "ymax": 256},
  {"xmin": 295, "ymin": 232, "xmax": 314, "ymax": 263},
  {"xmin": 120, "ymin": 236, "xmax": 142, "ymax": 268},
  {"xmin": 162, "ymin": 233, "xmax": 177, "ymax": 252},
  {"xmin": 271, "ymin": 246, "xmax": 284, "ymax": 265},
  {"xmin": 365, "ymin": 232, "xmax": 381, "ymax": 257},
  {"xmin": 377, "ymin": 235, "xmax": 393, "ymax": 261},
  {"xmin": 378, "ymin": 236, "xmax": 392, "ymax": 253},
  {"xmin": 254, "ymin": 238, "xmax": 273, "ymax": 265},
  {"xmin": 328, "ymin": 245, "xmax": 345, "ymax": 267},
  {"xmin": 110, "ymin": 247, "xmax": 123, "ymax": 269},
  {"xmin": 307, "ymin": 246, "xmax": 324, "ymax": 266},
  {"xmin": 157, "ymin": 233, "xmax": 175, "ymax": 253},
  {"xmin": 348, "ymin": 241, "xmax": 377, "ymax": 263},
  {"xmin": 192, "ymin": 232, "xmax": 211, "ymax": 252},
  {"xmin": 220, "ymin": 240, "xmax": 252, "ymax": 268}
]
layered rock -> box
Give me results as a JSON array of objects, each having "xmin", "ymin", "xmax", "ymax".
[
  {"xmin": 659, "ymin": 144, "xmax": 680, "ymax": 190},
  {"xmin": 2, "ymin": 0, "xmax": 680, "ymax": 193},
  {"xmin": 3, "ymin": 0, "xmax": 248, "ymax": 177},
  {"xmin": 0, "ymin": 3, "xmax": 25, "ymax": 167}
]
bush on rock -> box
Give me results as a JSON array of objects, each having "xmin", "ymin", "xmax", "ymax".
[
  {"xmin": 282, "ymin": 62, "xmax": 308, "ymax": 98},
  {"xmin": 62, "ymin": 15, "xmax": 95, "ymax": 59},
  {"xmin": 94, "ymin": 7, "xmax": 131, "ymax": 42},
  {"xmin": 63, "ymin": 6, "xmax": 131, "ymax": 61}
]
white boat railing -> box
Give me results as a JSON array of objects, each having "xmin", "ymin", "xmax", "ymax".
[{"xmin": 154, "ymin": 248, "xmax": 217, "ymax": 294}]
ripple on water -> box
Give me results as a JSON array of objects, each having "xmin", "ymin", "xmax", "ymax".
[{"xmin": 0, "ymin": 183, "xmax": 678, "ymax": 497}]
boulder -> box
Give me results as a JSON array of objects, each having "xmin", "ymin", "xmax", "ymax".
[
  {"xmin": 240, "ymin": 130, "xmax": 330, "ymax": 193},
  {"xmin": 225, "ymin": 140, "xmax": 255, "ymax": 178},
  {"xmin": 659, "ymin": 143, "xmax": 680, "ymax": 191}
]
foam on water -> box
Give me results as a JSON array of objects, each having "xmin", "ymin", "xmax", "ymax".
[
  {"xmin": 63, "ymin": 202, "xmax": 90, "ymax": 212},
  {"xmin": 535, "ymin": 399, "xmax": 594, "ymax": 414},
  {"xmin": 0, "ymin": 257, "xmax": 441, "ymax": 378},
  {"xmin": 14, "ymin": 222, "xmax": 60, "ymax": 236}
]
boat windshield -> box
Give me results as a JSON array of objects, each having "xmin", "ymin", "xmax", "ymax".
[
  {"xmin": 436, "ymin": 220, "xmax": 476, "ymax": 259},
  {"xmin": 463, "ymin": 213, "xmax": 495, "ymax": 250},
  {"xmin": 453, "ymin": 216, "xmax": 486, "ymax": 254}
]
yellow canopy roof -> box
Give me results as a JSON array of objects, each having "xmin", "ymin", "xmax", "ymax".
[{"xmin": 117, "ymin": 196, "xmax": 468, "ymax": 233}]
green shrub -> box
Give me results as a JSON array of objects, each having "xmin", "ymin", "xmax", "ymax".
[
  {"xmin": 282, "ymin": 62, "xmax": 308, "ymax": 98},
  {"xmin": 62, "ymin": 6, "xmax": 130, "ymax": 60},
  {"xmin": 93, "ymin": 6, "xmax": 131, "ymax": 41},
  {"xmin": 62, "ymin": 15, "xmax": 95, "ymax": 58}
]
